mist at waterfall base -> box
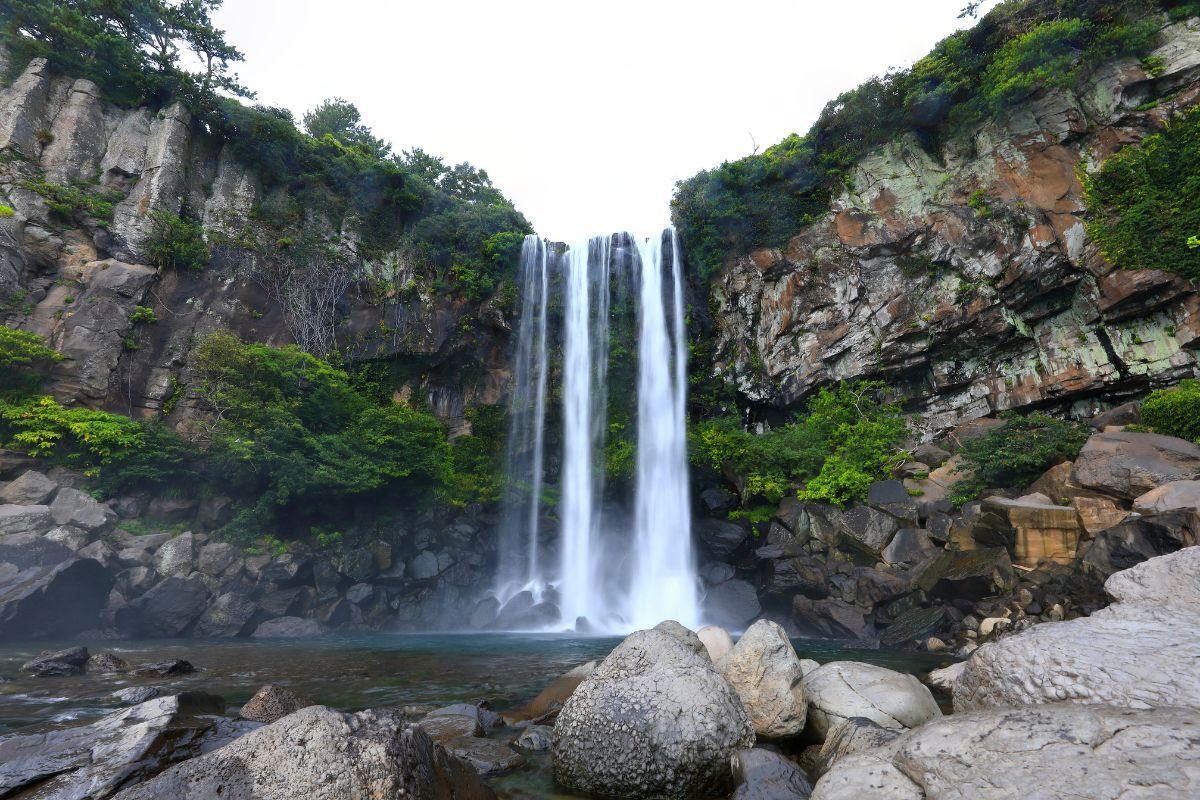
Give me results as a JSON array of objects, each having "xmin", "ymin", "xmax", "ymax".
[{"xmin": 492, "ymin": 229, "xmax": 700, "ymax": 634}]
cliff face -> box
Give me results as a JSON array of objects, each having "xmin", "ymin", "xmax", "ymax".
[
  {"xmin": 0, "ymin": 54, "xmax": 510, "ymax": 432},
  {"xmin": 707, "ymin": 19, "xmax": 1200, "ymax": 436}
]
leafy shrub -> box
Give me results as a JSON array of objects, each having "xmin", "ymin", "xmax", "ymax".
[
  {"xmin": 691, "ymin": 381, "xmax": 908, "ymax": 508},
  {"xmin": 19, "ymin": 179, "xmax": 122, "ymax": 222},
  {"xmin": 1141, "ymin": 379, "xmax": 1200, "ymax": 442},
  {"xmin": 949, "ymin": 412, "xmax": 1091, "ymax": 505},
  {"xmin": 0, "ymin": 326, "xmax": 61, "ymax": 396},
  {"xmin": 146, "ymin": 210, "xmax": 209, "ymax": 270},
  {"xmin": 672, "ymin": 0, "xmax": 1168, "ymax": 280},
  {"xmin": 129, "ymin": 305, "xmax": 158, "ymax": 324},
  {"xmin": 0, "ymin": 205, "xmax": 14, "ymax": 217},
  {"xmin": 1083, "ymin": 106, "xmax": 1200, "ymax": 282}
]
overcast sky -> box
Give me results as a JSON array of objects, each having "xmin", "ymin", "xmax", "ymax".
[{"xmin": 213, "ymin": 0, "xmax": 996, "ymax": 242}]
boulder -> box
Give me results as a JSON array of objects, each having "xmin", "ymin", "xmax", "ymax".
[
  {"xmin": 251, "ymin": 616, "xmax": 324, "ymax": 638},
  {"xmin": 111, "ymin": 706, "xmax": 495, "ymax": 800},
  {"xmin": 865, "ymin": 480, "xmax": 917, "ymax": 522},
  {"xmin": 1077, "ymin": 509, "xmax": 1199, "ymax": 581},
  {"xmin": 133, "ymin": 660, "xmax": 195, "ymax": 677},
  {"xmin": 507, "ymin": 660, "xmax": 596, "ymax": 722},
  {"xmin": 837, "ymin": 506, "xmax": 900, "ymax": 558},
  {"xmin": 113, "ymin": 686, "xmax": 164, "ymax": 704},
  {"xmin": 114, "ymin": 575, "xmax": 211, "ymax": 638},
  {"xmin": 552, "ymin": 627, "xmax": 755, "ymax": 798},
  {"xmin": 44, "ymin": 524, "xmax": 91, "ymax": 551},
  {"xmin": 0, "ymin": 557, "xmax": 113, "ymax": 638},
  {"xmin": 21, "ymin": 646, "xmax": 89, "ymax": 677},
  {"xmin": 809, "ymin": 717, "xmax": 900, "ymax": 778},
  {"xmin": 409, "ymin": 550, "xmax": 440, "ymax": 580},
  {"xmin": 417, "ymin": 714, "xmax": 482, "ymax": 743},
  {"xmin": 800, "ymin": 661, "xmax": 941, "ymax": 739},
  {"xmin": 701, "ymin": 486, "xmax": 738, "ymax": 515},
  {"xmin": 49, "ymin": 488, "xmax": 116, "ymax": 531},
  {"xmin": 880, "ymin": 528, "xmax": 935, "ymax": 565},
  {"xmin": 468, "ymin": 596, "xmax": 500, "ymax": 629},
  {"xmin": 1070, "ymin": 496, "xmax": 1128, "ymax": 535},
  {"xmin": 654, "ymin": 619, "xmax": 709, "ymax": 656},
  {"xmin": 153, "ymin": 531, "xmax": 195, "ymax": 577},
  {"xmin": 193, "ymin": 592, "xmax": 259, "ymax": 638},
  {"xmin": 1133, "ymin": 480, "xmax": 1200, "ymax": 514},
  {"xmin": 0, "ymin": 692, "xmax": 225, "ymax": 799},
  {"xmin": 427, "ymin": 703, "xmax": 503, "ymax": 731},
  {"xmin": 145, "ymin": 496, "xmax": 198, "ymax": 525},
  {"xmin": 0, "ymin": 504, "xmax": 53, "ymax": 536},
  {"xmin": 698, "ymin": 624, "xmax": 735, "ymax": 662},
  {"xmin": 792, "ymin": 596, "xmax": 874, "ymax": 642},
  {"xmin": 196, "ymin": 541, "xmax": 241, "ymax": 577},
  {"xmin": 703, "ymin": 578, "xmax": 762, "ymax": 630},
  {"xmin": 1072, "ymin": 431, "xmax": 1200, "ymax": 499},
  {"xmin": 974, "ymin": 496, "xmax": 1080, "ymax": 566},
  {"xmin": 0, "ymin": 531, "xmax": 76, "ymax": 567},
  {"xmin": 443, "ymin": 736, "xmax": 525, "ymax": 776},
  {"xmin": 514, "ymin": 724, "xmax": 554, "ymax": 751},
  {"xmin": 88, "ymin": 652, "xmax": 131, "ymax": 673},
  {"xmin": 731, "ymin": 748, "xmax": 813, "ymax": 800},
  {"xmin": 239, "ymin": 683, "xmax": 316, "ymax": 724},
  {"xmin": 954, "ymin": 547, "xmax": 1200, "ymax": 713},
  {"xmin": 0, "ymin": 470, "xmax": 57, "ymax": 505},
  {"xmin": 1090, "ymin": 401, "xmax": 1141, "ymax": 429},
  {"xmin": 810, "ymin": 705, "xmax": 1200, "ymax": 800},
  {"xmin": 696, "ymin": 517, "xmax": 752, "ymax": 557},
  {"xmin": 911, "ymin": 443, "xmax": 950, "ymax": 468},
  {"xmin": 716, "ymin": 619, "xmax": 807, "ymax": 739}
]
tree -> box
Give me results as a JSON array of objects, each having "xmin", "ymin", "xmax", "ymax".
[{"xmin": 302, "ymin": 97, "xmax": 391, "ymax": 159}]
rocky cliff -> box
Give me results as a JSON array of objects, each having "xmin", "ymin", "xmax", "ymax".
[
  {"xmin": 703, "ymin": 18, "xmax": 1200, "ymax": 437},
  {"xmin": 0, "ymin": 50, "xmax": 511, "ymax": 433}
]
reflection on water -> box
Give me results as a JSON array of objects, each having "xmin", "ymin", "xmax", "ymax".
[{"xmin": 0, "ymin": 632, "xmax": 956, "ymax": 797}]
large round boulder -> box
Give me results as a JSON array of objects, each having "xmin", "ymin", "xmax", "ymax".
[
  {"xmin": 800, "ymin": 661, "xmax": 940, "ymax": 738},
  {"xmin": 552, "ymin": 626, "xmax": 755, "ymax": 798},
  {"xmin": 716, "ymin": 619, "xmax": 807, "ymax": 739}
]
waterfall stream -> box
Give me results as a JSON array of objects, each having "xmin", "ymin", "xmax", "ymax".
[{"xmin": 495, "ymin": 229, "xmax": 699, "ymax": 632}]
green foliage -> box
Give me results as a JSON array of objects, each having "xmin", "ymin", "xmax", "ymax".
[
  {"xmin": 129, "ymin": 305, "xmax": 158, "ymax": 325},
  {"xmin": 446, "ymin": 406, "xmax": 508, "ymax": 506},
  {"xmin": 19, "ymin": 179, "xmax": 121, "ymax": 222},
  {"xmin": 0, "ymin": 0, "xmax": 248, "ymax": 108},
  {"xmin": 146, "ymin": 210, "xmax": 209, "ymax": 270},
  {"xmin": 968, "ymin": 188, "xmax": 992, "ymax": 218},
  {"xmin": 691, "ymin": 382, "xmax": 908, "ymax": 508},
  {"xmin": 672, "ymin": 0, "xmax": 1170, "ymax": 280},
  {"xmin": 1141, "ymin": 379, "xmax": 1200, "ymax": 442},
  {"xmin": 0, "ymin": 326, "xmax": 61, "ymax": 396},
  {"xmin": 1083, "ymin": 106, "xmax": 1200, "ymax": 282},
  {"xmin": 949, "ymin": 411, "xmax": 1091, "ymax": 504},
  {"xmin": 0, "ymin": 205, "xmax": 14, "ymax": 217},
  {"xmin": 303, "ymin": 98, "xmax": 391, "ymax": 160},
  {"xmin": 195, "ymin": 332, "xmax": 453, "ymax": 540}
]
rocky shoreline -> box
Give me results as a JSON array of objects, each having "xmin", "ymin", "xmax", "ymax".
[{"xmin": 1, "ymin": 543, "xmax": 1196, "ymax": 798}]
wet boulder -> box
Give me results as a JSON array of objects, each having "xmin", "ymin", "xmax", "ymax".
[
  {"xmin": 800, "ymin": 661, "xmax": 941, "ymax": 739},
  {"xmin": 239, "ymin": 683, "xmax": 316, "ymax": 724},
  {"xmin": 0, "ymin": 692, "xmax": 225, "ymax": 799},
  {"xmin": 731, "ymin": 748, "xmax": 813, "ymax": 800},
  {"xmin": 111, "ymin": 706, "xmax": 495, "ymax": 800},
  {"xmin": 417, "ymin": 714, "xmax": 482, "ymax": 743},
  {"xmin": 192, "ymin": 591, "xmax": 259, "ymax": 638},
  {"xmin": 89, "ymin": 652, "xmax": 131, "ymax": 673},
  {"xmin": 21, "ymin": 646, "xmax": 89, "ymax": 677},
  {"xmin": 444, "ymin": 736, "xmax": 525, "ymax": 776},
  {"xmin": 514, "ymin": 725, "xmax": 553, "ymax": 751},
  {"xmin": 507, "ymin": 660, "xmax": 596, "ymax": 723},
  {"xmin": 0, "ymin": 557, "xmax": 113, "ymax": 639},
  {"xmin": 133, "ymin": 660, "xmax": 195, "ymax": 678},
  {"xmin": 716, "ymin": 620, "xmax": 807, "ymax": 739},
  {"xmin": 552, "ymin": 626, "xmax": 755, "ymax": 798}
]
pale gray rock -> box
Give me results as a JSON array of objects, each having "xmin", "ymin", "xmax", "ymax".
[
  {"xmin": 196, "ymin": 541, "xmax": 240, "ymax": 577},
  {"xmin": 444, "ymin": 735, "xmax": 525, "ymax": 776},
  {"xmin": 203, "ymin": 145, "xmax": 259, "ymax": 236},
  {"xmin": 111, "ymin": 706, "xmax": 495, "ymax": 800},
  {"xmin": 653, "ymin": 619, "xmax": 708, "ymax": 657},
  {"xmin": 112, "ymin": 686, "xmax": 164, "ymax": 704},
  {"xmin": 1134, "ymin": 480, "xmax": 1200, "ymax": 514},
  {"xmin": 41, "ymin": 78, "xmax": 107, "ymax": 184},
  {"xmin": 44, "ymin": 524, "xmax": 91, "ymax": 551},
  {"xmin": 110, "ymin": 102, "xmax": 192, "ymax": 261},
  {"xmin": 810, "ymin": 717, "xmax": 900, "ymax": 778},
  {"xmin": 49, "ymin": 488, "xmax": 116, "ymax": 531},
  {"xmin": 0, "ymin": 692, "xmax": 225, "ymax": 799},
  {"xmin": 954, "ymin": 547, "xmax": 1200, "ymax": 712},
  {"xmin": 153, "ymin": 531, "xmax": 195, "ymax": 577},
  {"xmin": 417, "ymin": 714, "xmax": 482, "ymax": 743},
  {"xmin": 800, "ymin": 661, "xmax": 941, "ymax": 739},
  {"xmin": 409, "ymin": 549, "xmax": 440, "ymax": 579},
  {"xmin": 552, "ymin": 628, "xmax": 755, "ymax": 798},
  {"xmin": 1072, "ymin": 431, "xmax": 1200, "ymax": 499},
  {"xmin": 193, "ymin": 591, "xmax": 258, "ymax": 638},
  {"xmin": 698, "ymin": 624, "xmax": 735, "ymax": 662},
  {"xmin": 0, "ymin": 504, "xmax": 53, "ymax": 536},
  {"xmin": 100, "ymin": 108, "xmax": 152, "ymax": 187},
  {"xmin": 811, "ymin": 704, "xmax": 1200, "ymax": 800},
  {"xmin": 0, "ymin": 470, "xmax": 58, "ymax": 505},
  {"xmin": 717, "ymin": 619, "xmax": 808, "ymax": 739},
  {"xmin": 514, "ymin": 725, "xmax": 554, "ymax": 751},
  {"xmin": 0, "ymin": 58, "xmax": 52, "ymax": 157}
]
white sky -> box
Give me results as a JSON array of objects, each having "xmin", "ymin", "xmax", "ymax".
[{"xmin": 213, "ymin": 0, "xmax": 997, "ymax": 241}]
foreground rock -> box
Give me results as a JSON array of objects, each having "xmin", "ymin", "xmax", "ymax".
[
  {"xmin": 809, "ymin": 718, "xmax": 900, "ymax": 779},
  {"xmin": 800, "ymin": 662, "xmax": 941, "ymax": 738},
  {"xmin": 811, "ymin": 704, "xmax": 1200, "ymax": 799},
  {"xmin": 717, "ymin": 619, "xmax": 807, "ymax": 738},
  {"xmin": 731, "ymin": 748, "xmax": 813, "ymax": 800},
  {"xmin": 112, "ymin": 706, "xmax": 494, "ymax": 800},
  {"xmin": 20, "ymin": 646, "xmax": 89, "ymax": 677},
  {"xmin": 553, "ymin": 626, "xmax": 755, "ymax": 798},
  {"xmin": 443, "ymin": 736, "xmax": 525, "ymax": 776},
  {"xmin": 0, "ymin": 692, "xmax": 225, "ymax": 798},
  {"xmin": 239, "ymin": 683, "xmax": 315, "ymax": 724},
  {"xmin": 954, "ymin": 547, "xmax": 1200, "ymax": 712}
]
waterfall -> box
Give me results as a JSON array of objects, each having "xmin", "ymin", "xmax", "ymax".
[
  {"xmin": 629, "ymin": 230, "xmax": 699, "ymax": 629},
  {"xmin": 495, "ymin": 228, "xmax": 699, "ymax": 632}
]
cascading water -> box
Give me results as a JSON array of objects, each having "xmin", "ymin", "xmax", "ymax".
[{"xmin": 494, "ymin": 229, "xmax": 699, "ymax": 632}]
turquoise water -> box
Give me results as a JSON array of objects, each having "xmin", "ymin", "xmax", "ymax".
[{"xmin": 0, "ymin": 633, "xmax": 955, "ymax": 797}]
